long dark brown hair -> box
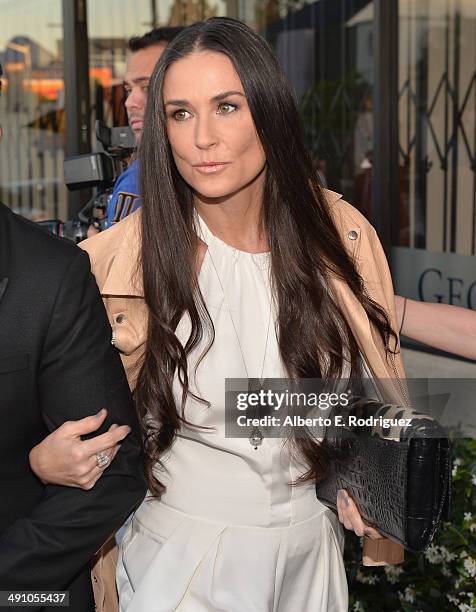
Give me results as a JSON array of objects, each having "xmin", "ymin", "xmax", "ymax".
[{"xmin": 135, "ymin": 17, "xmax": 397, "ymax": 495}]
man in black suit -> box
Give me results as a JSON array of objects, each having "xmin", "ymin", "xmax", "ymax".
[{"xmin": 0, "ymin": 63, "xmax": 146, "ymax": 610}]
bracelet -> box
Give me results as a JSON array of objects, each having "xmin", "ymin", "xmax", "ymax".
[{"xmin": 399, "ymin": 297, "xmax": 408, "ymax": 335}]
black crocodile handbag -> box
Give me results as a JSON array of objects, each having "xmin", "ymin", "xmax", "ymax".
[{"xmin": 315, "ymin": 398, "xmax": 451, "ymax": 553}]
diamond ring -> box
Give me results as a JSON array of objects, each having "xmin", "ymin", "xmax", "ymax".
[{"xmin": 96, "ymin": 451, "xmax": 110, "ymax": 468}]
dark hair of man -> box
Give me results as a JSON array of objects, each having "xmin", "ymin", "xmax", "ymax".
[
  {"xmin": 127, "ymin": 27, "xmax": 184, "ymax": 52},
  {"xmin": 136, "ymin": 17, "xmax": 398, "ymax": 496}
]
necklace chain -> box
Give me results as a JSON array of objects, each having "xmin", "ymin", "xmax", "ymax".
[{"xmin": 197, "ymin": 216, "xmax": 272, "ymax": 449}]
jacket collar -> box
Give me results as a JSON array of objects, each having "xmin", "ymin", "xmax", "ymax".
[
  {"xmin": 100, "ymin": 190, "xmax": 344, "ymax": 298},
  {"xmin": 101, "ymin": 210, "xmax": 143, "ymax": 297}
]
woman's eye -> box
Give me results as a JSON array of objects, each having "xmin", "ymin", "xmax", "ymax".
[
  {"xmin": 217, "ymin": 102, "xmax": 237, "ymax": 115},
  {"xmin": 172, "ymin": 109, "xmax": 192, "ymax": 121}
]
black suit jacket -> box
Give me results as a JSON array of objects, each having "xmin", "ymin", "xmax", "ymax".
[{"xmin": 0, "ymin": 203, "xmax": 147, "ymax": 610}]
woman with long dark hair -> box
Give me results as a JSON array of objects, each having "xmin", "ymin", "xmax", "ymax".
[
  {"xmin": 112, "ymin": 17, "xmax": 403, "ymax": 610},
  {"xmin": 29, "ymin": 17, "xmax": 407, "ymax": 611}
]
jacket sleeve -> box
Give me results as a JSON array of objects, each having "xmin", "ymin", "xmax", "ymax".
[
  {"xmin": 364, "ymin": 223, "xmax": 406, "ymax": 379},
  {"xmin": 356, "ymin": 221, "xmax": 406, "ymax": 566},
  {"xmin": 0, "ymin": 249, "xmax": 147, "ymax": 592}
]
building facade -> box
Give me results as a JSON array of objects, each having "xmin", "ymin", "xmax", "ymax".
[{"xmin": 0, "ymin": 0, "xmax": 475, "ymax": 319}]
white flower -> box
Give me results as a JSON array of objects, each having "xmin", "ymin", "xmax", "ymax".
[
  {"xmin": 470, "ymin": 524, "xmax": 476, "ymax": 533},
  {"xmin": 464, "ymin": 557, "xmax": 476, "ymax": 578},
  {"xmin": 441, "ymin": 565, "xmax": 452, "ymax": 577},
  {"xmin": 453, "ymin": 459, "xmax": 463, "ymax": 476},
  {"xmin": 425, "ymin": 544, "xmax": 442, "ymax": 563},
  {"xmin": 425, "ymin": 544, "xmax": 457, "ymax": 564},
  {"xmin": 352, "ymin": 602, "xmax": 365, "ymax": 612},
  {"xmin": 356, "ymin": 569, "xmax": 378, "ymax": 585},
  {"xmin": 384, "ymin": 564, "xmax": 404, "ymax": 584},
  {"xmin": 461, "ymin": 551, "xmax": 469, "ymax": 559},
  {"xmin": 458, "ymin": 603, "xmax": 476, "ymax": 612},
  {"xmin": 465, "ymin": 513, "xmax": 473, "ymax": 522},
  {"xmin": 398, "ymin": 586, "xmax": 416, "ymax": 604},
  {"xmin": 440, "ymin": 545, "xmax": 457, "ymax": 562},
  {"xmin": 448, "ymin": 594, "xmax": 460, "ymax": 605},
  {"xmin": 472, "ymin": 475, "xmax": 476, "ymax": 487}
]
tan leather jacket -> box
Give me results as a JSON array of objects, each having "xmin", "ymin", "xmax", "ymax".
[{"xmin": 81, "ymin": 189, "xmax": 406, "ymax": 612}]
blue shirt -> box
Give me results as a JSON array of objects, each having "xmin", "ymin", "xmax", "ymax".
[{"xmin": 106, "ymin": 160, "xmax": 142, "ymax": 227}]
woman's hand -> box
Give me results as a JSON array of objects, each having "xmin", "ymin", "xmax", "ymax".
[
  {"xmin": 336, "ymin": 489, "xmax": 381, "ymax": 539},
  {"xmin": 29, "ymin": 409, "xmax": 131, "ymax": 490}
]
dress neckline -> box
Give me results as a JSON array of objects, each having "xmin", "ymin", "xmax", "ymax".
[{"xmin": 194, "ymin": 210, "xmax": 271, "ymax": 263}]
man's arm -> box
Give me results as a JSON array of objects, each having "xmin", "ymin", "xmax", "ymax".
[{"xmin": 0, "ymin": 249, "xmax": 146, "ymax": 590}]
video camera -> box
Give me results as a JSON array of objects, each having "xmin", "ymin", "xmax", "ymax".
[{"xmin": 37, "ymin": 121, "xmax": 135, "ymax": 243}]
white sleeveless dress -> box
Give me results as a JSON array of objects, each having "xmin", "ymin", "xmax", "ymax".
[{"xmin": 116, "ymin": 214, "xmax": 348, "ymax": 612}]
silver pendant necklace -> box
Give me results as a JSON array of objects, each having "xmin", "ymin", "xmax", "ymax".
[
  {"xmin": 197, "ymin": 214, "xmax": 272, "ymax": 449},
  {"xmin": 247, "ymin": 378, "xmax": 266, "ymax": 449}
]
